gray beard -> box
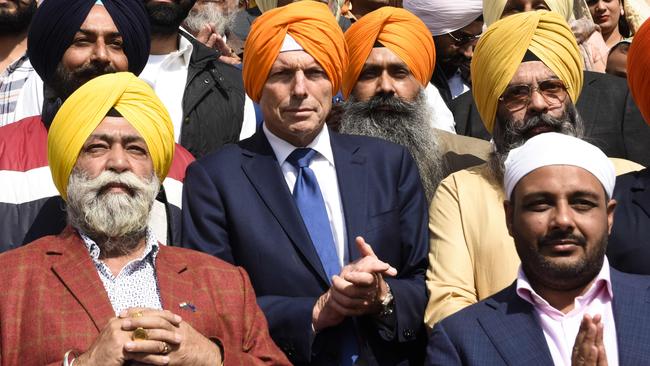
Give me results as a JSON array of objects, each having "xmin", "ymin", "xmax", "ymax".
[
  {"xmin": 66, "ymin": 170, "xmax": 160, "ymax": 258},
  {"xmin": 183, "ymin": 3, "xmax": 239, "ymax": 36},
  {"xmin": 489, "ymin": 101, "xmax": 585, "ymax": 183},
  {"xmin": 339, "ymin": 90, "xmax": 443, "ymax": 202}
]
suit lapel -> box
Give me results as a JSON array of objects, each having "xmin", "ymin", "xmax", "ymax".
[
  {"xmin": 50, "ymin": 229, "xmax": 115, "ymax": 332},
  {"xmin": 477, "ymin": 285, "xmax": 554, "ymax": 365},
  {"xmin": 611, "ymin": 270, "xmax": 650, "ymax": 364},
  {"xmin": 156, "ymin": 246, "xmax": 194, "ymax": 313},
  {"xmin": 330, "ymin": 133, "xmax": 367, "ymax": 263},
  {"xmin": 240, "ymin": 131, "xmax": 330, "ymax": 285}
]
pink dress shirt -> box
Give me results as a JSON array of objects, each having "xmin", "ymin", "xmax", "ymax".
[{"xmin": 516, "ymin": 258, "xmax": 618, "ymax": 366}]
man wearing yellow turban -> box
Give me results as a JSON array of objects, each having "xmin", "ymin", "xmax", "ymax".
[
  {"xmin": 453, "ymin": 0, "xmax": 650, "ymax": 163},
  {"xmin": 183, "ymin": 2, "xmax": 430, "ymax": 364},
  {"xmin": 0, "ymin": 72, "xmax": 291, "ymax": 365},
  {"xmin": 425, "ymin": 10, "xmax": 642, "ymax": 329},
  {"xmin": 339, "ymin": 6, "xmax": 490, "ymax": 202}
]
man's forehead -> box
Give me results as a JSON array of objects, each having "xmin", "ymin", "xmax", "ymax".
[
  {"xmin": 509, "ymin": 60, "xmax": 557, "ymax": 85},
  {"xmin": 516, "ymin": 165, "xmax": 605, "ymax": 197},
  {"xmin": 363, "ymin": 47, "xmax": 408, "ymax": 68},
  {"xmin": 88, "ymin": 116, "xmax": 144, "ymax": 141},
  {"xmin": 271, "ymin": 50, "xmax": 322, "ymax": 69},
  {"xmin": 77, "ymin": 4, "xmax": 119, "ymax": 34}
]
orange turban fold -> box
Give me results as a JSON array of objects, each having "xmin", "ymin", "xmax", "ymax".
[
  {"xmin": 243, "ymin": 1, "xmax": 348, "ymax": 103},
  {"xmin": 627, "ymin": 19, "xmax": 650, "ymax": 124},
  {"xmin": 343, "ymin": 7, "xmax": 435, "ymax": 99}
]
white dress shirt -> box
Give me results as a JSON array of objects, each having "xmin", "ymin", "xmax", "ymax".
[
  {"xmin": 516, "ymin": 258, "xmax": 619, "ymax": 366},
  {"xmin": 140, "ymin": 35, "xmax": 256, "ymax": 144},
  {"xmin": 448, "ymin": 69, "xmax": 470, "ymax": 99},
  {"xmin": 263, "ymin": 124, "xmax": 348, "ymax": 267}
]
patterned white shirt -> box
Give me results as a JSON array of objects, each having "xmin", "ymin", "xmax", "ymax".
[
  {"xmin": 80, "ymin": 229, "xmax": 163, "ymax": 315},
  {"xmin": 0, "ymin": 54, "xmax": 34, "ymax": 126}
]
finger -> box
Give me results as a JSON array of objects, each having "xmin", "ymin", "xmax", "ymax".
[
  {"xmin": 332, "ymin": 275, "xmax": 376, "ymax": 299},
  {"xmin": 206, "ymin": 33, "xmax": 217, "ymax": 49},
  {"xmin": 596, "ymin": 322, "xmax": 608, "ymax": 366},
  {"xmin": 136, "ymin": 328, "xmax": 183, "ymax": 345},
  {"xmin": 120, "ymin": 309, "xmax": 182, "ymax": 325},
  {"xmin": 126, "ymin": 350, "xmax": 171, "ymax": 366},
  {"xmin": 196, "ymin": 24, "xmax": 212, "ymax": 44},
  {"xmin": 329, "ymin": 288, "xmax": 371, "ymax": 311},
  {"xmin": 355, "ymin": 236, "xmax": 376, "ymax": 258},
  {"xmin": 219, "ymin": 56, "xmax": 241, "ymax": 65},
  {"xmin": 346, "ymin": 256, "xmax": 396, "ymax": 277},
  {"xmin": 122, "ymin": 315, "xmax": 182, "ymax": 333},
  {"xmin": 343, "ymin": 270, "xmax": 378, "ymax": 287},
  {"xmin": 572, "ymin": 315, "xmax": 592, "ymax": 361},
  {"xmin": 124, "ymin": 339, "xmax": 173, "ymax": 354}
]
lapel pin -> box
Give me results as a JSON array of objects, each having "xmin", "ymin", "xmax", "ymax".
[{"xmin": 179, "ymin": 302, "xmax": 197, "ymax": 312}]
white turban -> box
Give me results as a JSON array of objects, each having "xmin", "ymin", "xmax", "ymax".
[
  {"xmin": 403, "ymin": 0, "xmax": 483, "ymax": 36},
  {"xmin": 504, "ymin": 133, "xmax": 615, "ymax": 200}
]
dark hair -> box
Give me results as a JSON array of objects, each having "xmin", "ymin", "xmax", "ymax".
[
  {"xmin": 105, "ymin": 107, "xmax": 123, "ymax": 118},
  {"xmin": 619, "ymin": 0, "xmax": 632, "ymax": 37}
]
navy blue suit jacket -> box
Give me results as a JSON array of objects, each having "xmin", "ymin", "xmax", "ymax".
[
  {"xmin": 181, "ymin": 129, "xmax": 429, "ymax": 365},
  {"xmin": 609, "ymin": 168, "xmax": 650, "ymax": 274},
  {"xmin": 426, "ymin": 268, "xmax": 650, "ymax": 365}
]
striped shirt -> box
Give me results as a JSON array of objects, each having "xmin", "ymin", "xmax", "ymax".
[{"xmin": 0, "ymin": 54, "xmax": 33, "ymax": 127}]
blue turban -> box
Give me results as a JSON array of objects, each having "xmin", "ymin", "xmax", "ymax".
[{"xmin": 27, "ymin": 0, "xmax": 151, "ymax": 86}]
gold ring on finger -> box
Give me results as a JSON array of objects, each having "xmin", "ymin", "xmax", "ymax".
[
  {"xmin": 132, "ymin": 327, "xmax": 148, "ymax": 341},
  {"xmin": 132, "ymin": 311, "xmax": 144, "ymax": 318},
  {"xmin": 161, "ymin": 342, "xmax": 171, "ymax": 354}
]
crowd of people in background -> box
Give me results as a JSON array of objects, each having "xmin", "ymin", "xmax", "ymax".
[{"xmin": 2, "ymin": 0, "xmax": 650, "ymax": 364}]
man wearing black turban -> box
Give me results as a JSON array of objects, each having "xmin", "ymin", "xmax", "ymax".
[{"xmin": 0, "ymin": 0, "xmax": 195, "ymax": 253}]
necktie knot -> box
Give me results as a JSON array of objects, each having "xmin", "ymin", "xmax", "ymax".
[{"xmin": 287, "ymin": 148, "xmax": 317, "ymax": 169}]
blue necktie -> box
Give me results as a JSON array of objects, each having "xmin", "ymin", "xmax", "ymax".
[
  {"xmin": 286, "ymin": 148, "xmax": 359, "ymax": 366},
  {"xmin": 286, "ymin": 148, "xmax": 341, "ymax": 282}
]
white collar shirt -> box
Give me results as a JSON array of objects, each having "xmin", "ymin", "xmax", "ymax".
[
  {"xmin": 263, "ymin": 124, "xmax": 348, "ymax": 266},
  {"xmin": 516, "ymin": 258, "xmax": 618, "ymax": 366}
]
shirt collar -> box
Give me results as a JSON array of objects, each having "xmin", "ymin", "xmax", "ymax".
[
  {"xmin": 151, "ymin": 35, "xmax": 193, "ymax": 68},
  {"xmin": 79, "ymin": 228, "xmax": 160, "ymax": 264},
  {"xmin": 516, "ymin": 257, "xmax": 614, "ymax": 308},
  {"xmin": 262, "ymin": 123, "xmax": 335, "ymax": 166}
]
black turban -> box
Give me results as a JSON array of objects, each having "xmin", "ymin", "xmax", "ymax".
[{"xmin": 27, "ymin": 0, "xmax": 151, "ymax": 86}]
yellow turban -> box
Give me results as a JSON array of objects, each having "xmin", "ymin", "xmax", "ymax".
[
  {"xmin": 471, "ymin": 11, "xmax": 583, "ymax": 133},
  {"xmin": 628, "ymin": 19, "xmax": 650, "ymax": 123},
  {"xmin": 342, "ymin": 7, "xmax": 435, "ymax": 99},
  {"xmin": 48, "ymin": 72, "xmax": 175, "ymax": 201},
  {"xmin": 243, "ymin": 1, "xmax": 348, "ymax": 103},
  {"xmin": 483, "ymin": 0, "xmax": 574, "ymax": 26}
]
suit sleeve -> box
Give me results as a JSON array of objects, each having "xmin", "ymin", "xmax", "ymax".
[
  {"xmin": 182, "ymin": 161, "xmax": 235, "ymax": 263},
  {"xmin": 425, "ymin": 322, "xmax": 463, "ymax": 365},
  {"xmin": 384, "ymin": 147, "xmax": 429, "ymax": 342},
  {"xmin": 424, "ymin": 174, "xmax": 478, "ymax": 329}
]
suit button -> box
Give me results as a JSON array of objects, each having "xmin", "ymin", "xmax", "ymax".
[
  {"xmin": 184, "ymin": 117, "xmax": 190, "ymax": 124},
  {"xmin": 403, "ymin": 329, "xmax": 414, "ymax": 339},
  {"xmin": 204, "ymin": 78, "xmax": 210, "ymax": 84}
]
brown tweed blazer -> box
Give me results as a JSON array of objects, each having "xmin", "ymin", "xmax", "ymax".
[{"xmin": 0, "ymin": 227, "xmax": 290, "ymax": 366}]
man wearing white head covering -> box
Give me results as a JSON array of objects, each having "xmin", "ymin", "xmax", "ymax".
[
  {"xmin": 427, "ymin": 132, "xmax": 650, "ymax": 366},
  {"xmin": 404, "ymin": 0, "xmax": 483, "ymax": 107}
]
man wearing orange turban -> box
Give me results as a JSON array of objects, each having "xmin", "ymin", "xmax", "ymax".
[
  {"xmin": 183, "ymin": 2, "xmax": 430, "ymax": 364},
  {"xmin": 339, "ymin": 6, "xmax": 490, "ymax": 202},
  {"xmin": 608, "ymin": 20, "xmax": 650, "ymax": 276},
  {"xmin": 425, "ymin": 10, "xmax": 642, "ymax": 329},
  {"xmin": 0, "ymin": 72, "xmax": 291, "ymax": 365}
]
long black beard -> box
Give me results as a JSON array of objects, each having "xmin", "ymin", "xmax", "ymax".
[
  {"xmin": 489, "ymin": 102, "xmax": 585, "ymax": 182},
  {"xmin": 339, "ymin": 90, "xmax": 443, "ymax": 202},
  {"xmin": 146, "ymin": 1, "xmax": 194, "ymax": 36},
  {"xmin": 0, "ymin": 1, "xmax": 36, "ymax": 35}
]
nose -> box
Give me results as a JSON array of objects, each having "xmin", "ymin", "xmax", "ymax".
[
  {"xmin": 550, "ymin": 201, "xmax": 575, "ymax": 232},
  {"xmin": 106, "ymin": 145, "xmax": 131, "ymax": 173},
  {"xmin": 595, "ymin": 1, "xmax": 606, "ymax": 11},
  {"xmin": 459, "ymin": 42, "xmax": 475, "ymax": 59},
  {"xmin": 291, "ymin": 70, "xmax": 308, "ymax": 99},
  {"xmin": 90, "ymin": 40, "xmax": 111, "ymax": 65},
  {"xmin": 377, "ymin": 71, "xmax": 396, "ymax": 96},
  {"xmin": 527, "ymin": 87, "xmax": 550, "ymax": 114}
]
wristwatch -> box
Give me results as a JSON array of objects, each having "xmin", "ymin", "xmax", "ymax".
[{"xmin": 378, "ymin": 283, "xmax": 394, "ymax": 318}]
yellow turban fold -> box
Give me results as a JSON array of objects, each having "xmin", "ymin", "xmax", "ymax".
[
  {"xmin": 628, "ymin": 19, "xmax": 650, "ymax": 123},
  {"xmin": 471, "ymin": 11, "xmax": 583, "ymax": 133},
  {"xmin": 483, "ymin": 0, "xmax": 574, "ymax": 26},
  {"xmin": 342, "ymin": 7, "xmax": 435, "ymax": 99},
  {"xmin": 48, "ymin": 72, "xmax": 175, "ymax": 201},
  {"xmin": 243, "ymin": 1, "xmax": 348, "ymax": 103}
]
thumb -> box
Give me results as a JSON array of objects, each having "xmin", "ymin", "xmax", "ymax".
[{"xmin": 355, "ymin": 236, "xmax": 376, "ymax": 258}]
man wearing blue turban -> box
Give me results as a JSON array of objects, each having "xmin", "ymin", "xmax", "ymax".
[{"xmin": 0, "ymin": 0, "xmax": 195, "ymax": 253}]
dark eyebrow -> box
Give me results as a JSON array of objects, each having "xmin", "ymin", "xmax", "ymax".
[{"xmin": 75, "ymin": 29, "xmax": 122, "ymax": 38}]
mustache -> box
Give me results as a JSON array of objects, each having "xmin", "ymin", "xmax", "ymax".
[
  {"xmin": 71, "ymin": 62, "xmax": 117, "ymax": 83},
  {"xmin": 82, "ymin": 170, "xmax": 153, "ymax": 198},
  {"xmin": 364, "ymin": 93, "xmax": 415, "ymax": 114},
  {"xmin": 539, "ymin": 231, "xmax": 587, "ymax": 247}
]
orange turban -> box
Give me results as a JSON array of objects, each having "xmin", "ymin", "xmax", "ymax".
[
  {"xmin": 343, "ymin": 7, "xmax": 435, "ymax": 99},
  {"xmin": 242, "ymin": 1, "xmax": 348, "ymax": 103},
  {"xmin": 627, "ymin": 20, "xmax": 650, "ymax": 124}
]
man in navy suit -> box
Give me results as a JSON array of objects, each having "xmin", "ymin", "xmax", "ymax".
[
  {"xmin": 427, "ymin": 132, "xmax": 650, "ymax": 365},
  {"xmin": 181, "ymin": 2, "xmax": 429, "ymax": 365}
]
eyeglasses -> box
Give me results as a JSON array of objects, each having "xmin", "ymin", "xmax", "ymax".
[
  {"xmin": 447, "ymin": 31, "xmax": 481, "ymax": 47},
  {"xmin": 498, "ymin": 79, "xmax": 569, "ymax": 111}
]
